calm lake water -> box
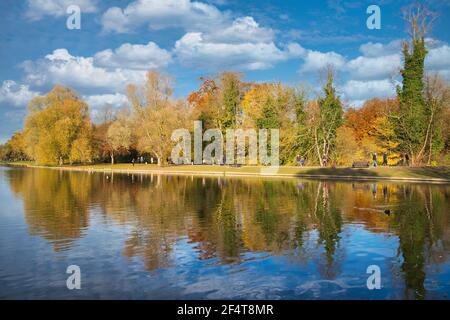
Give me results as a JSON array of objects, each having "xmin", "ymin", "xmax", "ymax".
[{"xmin": 0, "ymin": 166, "xmax": 449, "ymax": 300}]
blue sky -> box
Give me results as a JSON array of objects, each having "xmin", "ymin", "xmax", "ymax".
[{"xmin": 0, "ymin": 0, "xmax": 450, "ymax": 143}]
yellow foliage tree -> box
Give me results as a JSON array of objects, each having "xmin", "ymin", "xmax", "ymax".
[
  {"xmin": 128, "ymin": 71, "xmax": 190, "ymax": 165},
  {"xmin": 23, "ymin": 86, "xmax": 94, "ymax": 165},
  {"xmin": 334, "ymin": 126, "xmax": 359, "ymax": 166}
]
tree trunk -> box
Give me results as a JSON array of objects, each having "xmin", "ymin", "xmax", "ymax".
[
  {"xmin": 314, "ymin": 128, "xmax": 323, "ymax": 166},
  {"xmin": 428, "ymin": 127, "xmax": 433, "ymax": 165},
  {"xmin": 417, "ymin": 112, "xmax": 434, "ymax": 162}
]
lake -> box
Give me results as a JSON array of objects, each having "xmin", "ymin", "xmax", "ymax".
[{"xmin": 0, "ymin": 166, "xmax": 449, "ymax": 299}]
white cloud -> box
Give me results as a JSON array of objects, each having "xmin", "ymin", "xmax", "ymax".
[
  {"xmin": 358, "ymin": 40, "xmax": 402, "ymax": 57},
  {"xmin": 100, "ymin": 0, "xmax": 276, "ymax": 46},
  {"xmin": 300, "ymin": 50, "xmax": 346, "ymax": 73},
  {"xmin": 427, "ymin": 44, "xmax": 450, "ymax": 69},
  {"xmin": 356, "ymin": 39, "xmax": 450, "ymax": 80},
  {"xmin": 299, "ymin": 38, "xmax": 450, "ymax": 106},
  {"xmin": 84, "ymin": 93, "xmax": 129, "ymax": 109},
  {"xmin": 340, "ymin": 79, "xmax": 397, "ymax": 103},
  {"xmin": 21, "ymin": 49, "xmax": 146, "ymax": 92},
  {"xmin": 94, "ymin": 42, "xmax": 172, "ymax": 70},
  {"xmin": 205, "ymin": 16, "xmax": 274, "ymax": 44},
  {"xmin": 100, "ymin": 0, "xmax": 297, "ymax": 72},
  {"xmin": 174, "ymin": 33, "xmax": 299, "ymax": 70},
  {"xmin": 0, "ymin": 80, "xmax": 40, "ymax": 107},
  {"xmin": 347, "ymin": 54, "xmax": 401, "ymax": 79},
  {"xmin": 101, "ymin": 0, "xmax": 224, "ymax": 33},
  {"xmin": 286, "ymin": 43, "xmax": 306, "ymax": 57},
  {"xmin": 26, "ymin": 0, "xmax": 98, "ymax": 20}
]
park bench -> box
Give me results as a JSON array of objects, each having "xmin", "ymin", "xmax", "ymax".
[{"xmin": 352, "ymin": 161, "xmax": 369, "ymax": 168}]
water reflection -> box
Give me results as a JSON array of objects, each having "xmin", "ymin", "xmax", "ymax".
[
  {"xmin": 7, "ymin": 168, "xmax": 92, "ymax": 252},
  {"xmin": 2, "ymin": 167, "xmax": 450, "ymax": 299}
]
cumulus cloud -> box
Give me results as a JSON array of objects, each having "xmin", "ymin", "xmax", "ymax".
[
  {"xmin": 426, "ymin": 43, "xmax": 450, "ymax": 79},
  {"xmin": 427, "ymin": 44, "xmax": 450, "ymax": 69},
  {"xmin": 297, "ymin": 39, "xmax": 402, "ymax": 76},
  {"xmin": 340, "ymin": 79, "xmax": 397, "ymax": 104},
  {"xmin": 204, "ymin": 16, "xmax": 275, "ymax": 44},
  {"xmin": 0, "ymin": 80, "xmax": 40, "ymax": 107},
  {"xmin": 299, "ymin": 50, "xmax": 346, "ymax": 73},
  {"xmin": 347, "ymin": 54, "xmax": 401, "ymax": 79},
  {"xmin": 358, "ymin": 40, "xmax": 402, "ymax": 57},
  {"xmin": 174, "ymin": 33, "xmax": 301, "ymax": 70},
  {"xmin": 101, "ymin": 0, "xmax": 224, "ymax": 33},
  {"xmin": 302, "ymin": 39, "xmax": 450, "ymax": 106},
  {"xmin": 21, "ymin": 49, "xmax": 146, "ymax": 92},
  {"xmin": 26, "ymin": 0, "xmax": 98, "ymax": 20},
  {"xmin": 94, "ymin": 42, "xmax": 172, "ymax": 70},
  {"xmin": 100, "ymin": 0, "xmax": 298, "ymax": 72}
]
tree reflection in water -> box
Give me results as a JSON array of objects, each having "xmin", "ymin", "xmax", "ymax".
[{"xmin": 6, "ymin": 167, "xmax": 449, "ymax": 299}]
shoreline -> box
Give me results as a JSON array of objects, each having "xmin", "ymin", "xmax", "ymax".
[{"xmin": 4, "ymin": 162, "xmax": 450, "ymax": 184}]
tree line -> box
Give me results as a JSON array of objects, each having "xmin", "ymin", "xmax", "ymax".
[{"xmin": 1, "ymin": 6, "xmax": 449, "ymax": 167}]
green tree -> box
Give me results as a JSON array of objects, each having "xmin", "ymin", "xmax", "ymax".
[
  {"xmin": 220, "ymin": 72, "xmax": 242, "ymax": 129},
  {"xmin": 393, "ymin": 5, "xmax": 437, "ymax": 165},
  {"xmin": 256, "ymin": 95, "xmax": 278, "ymax": 129},
  {"xmin": 290, "ymin": 86, "xmax": 314, "ymax": 163},
  {"xmin": 314, "ymin": 69, "xmax": 343, "ymax": 166}
]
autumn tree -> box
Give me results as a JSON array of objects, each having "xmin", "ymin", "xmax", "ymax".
[
  {"xmin": 187, "ymin": 78, "xmax": 221, "ymax": 129},
  {"xmin": 3, "ymin": 132, "xmax": 28, "ymax": 161},
  {"xmin": 344, "ymin": 98, "xmax": 400, "ymax": 164},
  {"xmin": 128, "ymin": 71, "xmax": 189, "ymax": 165},
  {"xmin": 105, "ymin": 110, "xmax": 133, "ymax": 164},
  {"xmin": 241, "ymin": 83, "xmax": 271, "ymax": 128},
  {"xmin": 422, "ymin": 74, "xmax": 449, "ymax": 164},
  {"xmin": 241, "ymin": 83, "xmax": 306, "ymax": 164},
  {"xmin": 333, "ymin": 126, "xmax": 359, "ymax": 166},
  {"xmin": 23, "ymin": 85, "xmax": 94, "ymax": 165}
]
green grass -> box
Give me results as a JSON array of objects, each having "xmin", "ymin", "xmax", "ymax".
[
  {"xmin": 3, "ymin": 161, "xmax": 449, "ymax": 181},
  {"xmin": 1, "ymin": 161, "xmax": 34, "ymax": 166}
]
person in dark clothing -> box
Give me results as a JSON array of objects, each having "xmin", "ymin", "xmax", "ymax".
[
  {"xmin": 382, "ymin": 152, "xmax": 388, "ymax": 166},
  {"xmin": 405, "ymin": 154, "xmax": 410, "ymax": 166},
  {"xmin": 300, "ymin": 157, "xmax": 305, "ymax": 166}
]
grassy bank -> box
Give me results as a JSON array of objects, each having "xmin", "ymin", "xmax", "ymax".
[{"xmin": 5, "ymin": 161, "xmax": 450, "ymax": 183}]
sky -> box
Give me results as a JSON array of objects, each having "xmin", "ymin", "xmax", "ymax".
[{"xmin": 0, "ymin": 0, "xmax": 450, "ymax": 143}]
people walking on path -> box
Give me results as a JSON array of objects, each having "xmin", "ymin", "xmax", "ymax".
[
  {"xmin": 382, "ymin": 152, "xmax": 388, "ymax": 166},
  {"xmin": 372, "ymin": 152, "xmax": 378, "ymax": 167},
  {"xmin": 296, "ymin": 154, "xmax": 301, "ymax": 166},
  {"xmin": 405, "ymin": 154, "xmax": 410, "ymax": 166}
]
